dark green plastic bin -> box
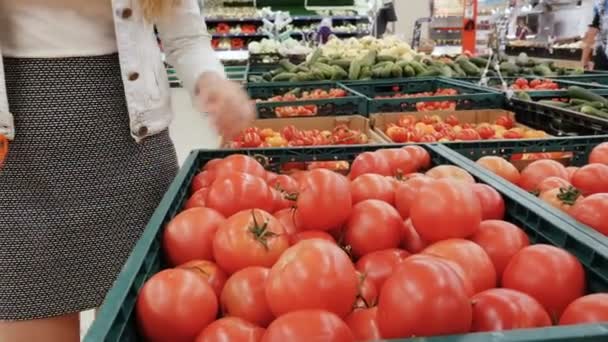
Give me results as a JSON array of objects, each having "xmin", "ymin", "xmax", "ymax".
[
  {"xmin": 341, "ymin": 78, "xmax": 503, "ymax": 113},
  {"xmin": 451, "ymin": 77, "xmax": 608, "ymax": 96},
  {"xmin": 441, "ymin": 136, "xmax": 608, "ymax": 244},
  {"xmin": 247, "ymin": 81, "xmax": 368, "ymax": 118},
  {"xmin": 86, "ymin": 143, "xmax": 608, "ymax": 342}
]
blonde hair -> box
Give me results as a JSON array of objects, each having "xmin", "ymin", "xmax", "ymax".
[{"xmin": 140, "ymin": 0, "xmax": 182, "ymax": 20}]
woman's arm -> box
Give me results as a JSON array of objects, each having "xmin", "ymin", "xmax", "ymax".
[
  {"xmin": 582, "ymin": 27, "xmax": 598, "ymax": 69},
  {"xmin": 155, "ymin": 0, "xmax": 225, "ymax": 97}
]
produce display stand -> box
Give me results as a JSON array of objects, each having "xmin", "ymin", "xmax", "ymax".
[
  {"xmin": 247, "ymin": 81, "xmax": 368, "ymax": 118},
  {"xmin": 507, "ymin": 91, "xmax": 608, "ymax": 137},
  {"xmin": 441, "ymin": 135, "xmax": 608, "ymax": 245},
  {"xmin": 86, "ymin": 142, "xmax": 608, "ymax": 342},
  {"xmin": 452, "ymin": 77, "xmax": 608, "ymax": 96},
  {"xmin": 341, "ymin": 79, "xmax": 505, "ymax": 114}
]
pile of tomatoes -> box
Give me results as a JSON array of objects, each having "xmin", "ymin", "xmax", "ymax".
[
  {"xmin": 510, "ymin": 78, "xmax": 560, "ymax": 91},
  {"xmin": 135, "ymin": 147, "xmax": 607, "ymax": 342},
  {"xmin": 259, "ymin": 88, "xmax": 349, "ymax": 118},
  {"xmin": 375, "ymin": 88, "xmax": 459, "ymax": 113},
  {"xmin": 475, "ymin": 142, "xmax": 608, "ymax": 236},
  {"xmin": 384, "ymin": 113, "xmax": 547, "ymax": 143},
  {"xmin": 230, "ymin": 124, "xmax": 369, "ymax": 148}
]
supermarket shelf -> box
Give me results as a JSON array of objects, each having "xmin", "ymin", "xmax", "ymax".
[
  {"xmin": 211, "ymin": 32, "xmax": 268, "ymax": 38},
  {"xmin": 206, "ymin": 17, "xmax": 263, "ymax": 23},
  {"xmin": 205, "ymin": 15, "xmax": 368, "ymax": 23}
]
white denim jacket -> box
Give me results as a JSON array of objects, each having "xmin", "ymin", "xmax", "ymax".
[{"xmin": 0, "ymin": 0, "xmax": 224, "ymax": 141}]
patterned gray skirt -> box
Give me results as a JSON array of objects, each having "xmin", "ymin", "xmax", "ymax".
[{"xmin": 0, "ymin": 54, "xmax": 178, "ymax": 320}]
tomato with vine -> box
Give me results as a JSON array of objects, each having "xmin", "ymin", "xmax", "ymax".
[
  {"xmin": 163, "ymin": 207, "xmax": 225, "ymax": 266},
  {"xmin": 344, "ymin": 200, "xmax": 404, "ymax": 258},
  {"xmin": 195, "ymin": 317, "xmax": 265, "ymax": 342},
  {"xmin": 502, "ymin": 244, "xmax": 586, "ymax": 319},
  {"xmin": 537, "ymin": 176, "xmax": 572, "ymax": 193},
  {"xmin": 220, "ymin": 266, "xmax": 274, "ymax": 327},
  {"xmin": 136, "ymin": 269, "xmax": 218, "ymax": 342},
  {"xmin": 206, "ymin": 172, "xmax": 274, "ymax": 217},
  {"xmin": 410, "ymin": 179, "xmax": 482, "ymax": 242},
  {"xmin": 213, "ymin": 209, "xmax": 289, "ymax": 274},
  {"xmin": 265, "ymin": 239, "xmax": 358, "ymax": 318},
  {"xmin": 178, "ymin": 260, "xmax": 228, "ymax": 300},
  {"xmin": 539, "ymin": 187, "xmax": 583, "ymax": 213},
  {"xmin": 350, "ymin": 174, "xmax": 395, "ymax": 205}
]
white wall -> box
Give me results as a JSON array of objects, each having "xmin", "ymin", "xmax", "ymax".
[{"xmin": 394, "ymin": 0, "xmax": 431, "ymax": 42}]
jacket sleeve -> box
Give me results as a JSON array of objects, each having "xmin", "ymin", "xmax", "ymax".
[{"xmin": 155, "ymin": 0, "xmax": 226, "ymax": 97}]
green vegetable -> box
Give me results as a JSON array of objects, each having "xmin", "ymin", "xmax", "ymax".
[
  {"xmin": 329, "ymin": 59, "xmax": 351, "ymax": 69},
  {"xmin": 469, "ymin": 57, "xmax": 489, "ymax": 68},
  {"xmin": 439, "ymin": 65, "xmax": 454, "ymax": 78},
  {"xmin": 568, "ymin": 86, "xmax": 608, "ymax": 105},
  {"xmin": 538, "ymin": 100, "xmax": 569, "ymax": 108},
  {"xmin": 279, "ymin": 60, "xmax": 297, "ymax": 72},
  {"xmin": 395, "ymin": 60, "xmax": 410, "ymax": 68},
  {"xmin": 418, "ymin": 67, "xmax": 443, "ymax": 77},
  {"xmin": 403, "ymin": 65, "xmax": 416, "ymax": 77},
  {"xmin": 379, "ymin": 64, "xmax": 394, "ymax": 78},
  {"xmin": 360, "ymin": 66, "xmax": 373, "ymax": 79},
  {"xmin": 308, "ymin": 49, "xmax": 323, "ymax": 65},
  {"xmin": 532, "ymin": 64, "xmax": 554, "ymax": 77},
  {"xmin": 349, "ymin": 60, "xmax": 363, "ymax": 80},
  {"xmin": 409, "ymin": 61, "xmax": 427, "ymax": 75},
  {"xmin": 458, "ymin": 59, "xmax": 481, "ymax": 76},
  {"xmin": 377, "ymin": 55, "xmax": 397, "ymax": 62},
  {"xmin": 515, "ymin": 92, "xmax": 532, "ymax": 101},
  {"xmin": 360, "ymin": 51, "xmax": 377, "ymax": 67},
  {"xmin": 372, "ymin": 61, "xmax": 394, "ymax": 70},
  {"xmin": 391, "ymin": 64, "xmax": 403, "ymax": 78},
  {"xmin": 271, "ymin": 73, "xmax": 297, "ymax": 82},
  {"xmin": 499, "ymin": 62, "xmax": 520, "ymax": 76},
  {"xmin": 331, "ymin": 65, "xmax": 348, "ymax": 80},
  {"xmin": 581, "ymin": 105, "xmax": 608, "ymax": 118}
]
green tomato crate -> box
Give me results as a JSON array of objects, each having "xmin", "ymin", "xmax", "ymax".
[
  {"xmin": 246, "ymin": 81, "xmax": 369, "ymax": 118},
  {"xmin": 506, "ymin": 90, "xmax": 608, "ymax": 136},
  {"xmin": 340, "ymin": 78, "xmax": 503, "ymax": 114},
  {"xmin": 450, "ymin": 77, "xmax": 608, "ymax": 97},
  {"xmin": 440, "ymin": 135, "xmax": 608, "ymax": 244},
  {"xmin": 86, "ymin": 143, "xmax": 608, "ymax": 342},
  {"xmin": 454, "ymin": 71, "xmax": 608, "ymax": 86}
]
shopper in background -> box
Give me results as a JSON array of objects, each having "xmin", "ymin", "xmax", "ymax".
[
  {"xmin": 0, "ymin": 0, "xmax": 254, "ymax": 341},
  {"xmin": 582, "ymin": 0, "xmax": 608, "ymax": 70},
  {"xmin": 515, "ymin": 18, "xmax": 529, "ymax": 40}
]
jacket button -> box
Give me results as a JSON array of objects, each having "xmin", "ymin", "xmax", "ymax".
[
  {"xmin": 121, "ymin": 8, "xmax": 133, "ymax": 19},
  {"xmin": 128, "ymin": 72, "xmax": 139, "ymax": 81},
  {"xmin": 137, "ymin": 126, "xmax": 149, "ymax": 137}
]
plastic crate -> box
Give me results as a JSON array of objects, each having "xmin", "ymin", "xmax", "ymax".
[
  {"xmin": 452, "ymin": 77, "xmax": 608, "ymax": 97},
  {"xmin": 440, "ymin": 136, "xmax": 608, "ymax": 244},
  {"xmin": 341, "ymin": 78, "xmax": 503, "ymax": 114},
  {"xmin": 86, "ymin": 144, "xmax": 608, "ymax": 342},
  {"xmin": 507, "ymin": 91, "xmax": 608, "ymax": 136},
  {"xmin": 247, "ymin": 81, "xmax": 368, "ymax": 118}
]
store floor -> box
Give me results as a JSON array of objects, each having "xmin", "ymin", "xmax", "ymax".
[{"xmin": 79, "ymin": 88, "xmax": 220, "ymax": 339}]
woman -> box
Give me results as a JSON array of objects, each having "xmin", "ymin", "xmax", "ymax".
[
  {"xmin": 515, "ymin": 18, "xmax": 529, "ymax": 40},
  {"xmin": 582, "ymin": 0, "xmax": 608, "ymax": 70},
  {"xmin": 0, "ymin": 0, "xmax": 254, "ymax": 341}
]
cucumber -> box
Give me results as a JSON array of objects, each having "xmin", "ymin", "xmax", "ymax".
[
  {"xmin": 331, "ymin": 65, "xmax": 348, "ymax": 80},
  {"xmin": 349, "ymin": 60, "xmax": 363, "ymax": 80},
  {"xmin": 395, "ymin": 60, "xmax": 410, "ymax": 68},
  {"xmin": 538, "ymin": 100, "xmax": 569, "ymax": 108},
  {"xmin": 515, "ymin": 92, "xmax": 532, "ymax": 101},
  {"xmin": 360, "ymin": 66, "xmax": 373, "ymax": 79},
  {"xmin": 403, "ymin": 65, "xmax": 416, "ymax": 77},
  {"xmin": 391, "ymin": 64, "xmax": 403, "ymax": 78},
  {"xmin": 499, "ymin": 62, "xmax": 520, "ymax": 76},
  {"xmin": 360, "ymin": 51, "xmax": 377, "ymax": 67},
  {"xmin": 568, "ymin": 86, "xmax": 608, "ymax": 105},
  {"xmin": 409, "ymin": 61, "xmax": 427, "ymax": 75},
  {"xmin": 458, "ymin": 59, "xmax": 481, "ymax": 76},
  {"xmin": 279, "ymin": 59, "xmax": 297, "ymax": 72},
  {"xmin": 590, "ymin": 101, "xmax": 607, "ymax": 109},
  {"xmin": 377, "ymin": 55, "xmax": 397, "ymax": 62},
  {"xmin": 308, "ymin": 48, "xmax": 323, "ymax": 65},
  {"xmin": 329, "ymin": 59, "xmax": 351, "ymax": 69},
  {"xmin": 380, "ymin": 64, "xmax": 394, "ymax": 78},
  {"xmin": 418, "ymin": 67, "xmax": 442, "ymax": 77},
  {"xmin": 532, "ymin": 64, "xmax": 555, "ymax": 77},
  {"xmin": 581, "ymin": 105, "xmax": 608, "ymax": 118},
  {"xmin": 439, "ymin": 65, "xmax": 454, "ymax": 78},
  {"xmin": 469, "ymin": 57, "xmax": 489, "ymax": 68},
  {"xmin": 372, "ymin": 61, "xmax": 394, "ymax": 70},
  {"xmin": 271, "ymin": 73, "xmax": 297, "ymax": 82}
]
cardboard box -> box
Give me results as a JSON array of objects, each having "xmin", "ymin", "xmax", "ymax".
[
  {"xmin": 370, "ymin": 109, "xmax": 547, "ymax": 143},
  {"xmin": 222, "ymin": 115, "xmax": 388, "ymax": 147}
]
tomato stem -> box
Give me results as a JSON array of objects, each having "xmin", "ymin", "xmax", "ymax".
[
  {"xmin": 557, "ymin": 186, "xmax": 582, "ymax": 205},
  {"xmin": 249, "ymin": 209, "xmax": 277, "ymax": 251},
  {"xmin": 183, "ymin": 266, "xmax": 210, "ymax": 277}
]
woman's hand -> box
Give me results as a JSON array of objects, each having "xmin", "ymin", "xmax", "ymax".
[{"xmin": 195, "ymin": 72, "xmax": 255, "ymax": 140}]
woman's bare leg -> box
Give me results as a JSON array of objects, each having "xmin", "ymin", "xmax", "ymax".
[{"xmin": 0, "ymin": 313, "xmax": 79, "ymax": 342}]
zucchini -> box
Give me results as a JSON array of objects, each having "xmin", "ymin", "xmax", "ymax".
[
  {"xmin": 538, "ymin": 100, "xmax": 569, "ymax": 108},
  {"xmin": 469, "ymin": 57, "xmax": 489, "ymax": 68},
  {"xmin": 380, "ymin": 64, "xmax": 394, "ymax": 78},
  {"xmin": 279, "ymin": 59, "xmax": 297, "ymax": 72},
  {"xmin": 458, "ymin": 59, "xmax": 481, "ymax": 76},
  {"xmin": 418, "ymin": 67, "xmax": 442, "ymax": 77},
  {"xmin": 532, "ymin": 64, "xmax": 555, "ymax": 77},
  {"xmin": 349, "ymin": 60, "xmax": 363, "ymax": 80},
  {"xmin": 308, "ymin": 48, "xmax": 323, "ymax": 65},
  {"xmin": 329, "ymin": 59, "xmax": 351, "ymax": 69},
  {"xmin": 390, "ymin": 64, "xmax": 403, "ymax": 78},
  {"xmin": 377, "ymin": 55, "xmax": 397, "ymax": 62},
  {"xmin": 581, "ymin": 105, "xmax": 608, "ymax": 118},
  {"xmin": 360, "ymin": 51, "xmax": 377, "ymax": 67},
  {"xmin": 567, "ymin": 86, "xmax": 608, "ymax": 105},
  {"xmin": 271, "ymin": 73, "xmax": 297, "ymax": 82},
  {"xmin": 515, "ymin": 91, "xmax": 532, "ymax": 101},
  {"xmin": 409, "ymin": 61, "xmax": 427, "ymax": 75},
  {"xmin": 403, "ymin": 65, "xmax": 416, "ymax": 77},
  {"xmin": 372, "ymin": 61, "xmax": 394, "ymax": 70}
]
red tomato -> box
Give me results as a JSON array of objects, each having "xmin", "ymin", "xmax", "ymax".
[
  {"xmin": 349, "ymin": 151, "xmax": 392, "ymax": 180},
  {"xmin": 570, "ymin": 193, "xmax": 608, "ymax": 235},
  {"xmin": 290, "ymin": 230, "xmax": 336, "ymax": 245},
  {"xmin": 476, "ymin": 156, "xmax": 521, "ymax": 185},
  {"xmin": 355, "ymin": 249, "xmax": 409, "ymax": 292},
  {"xmin": 136, "ymin": 269, "xmax": 218, "ymax": 342},
  {"xmin": 206, "ymin": 172, "xmax": 274, "ymax": 217},
  {"xmin": 519, "ymin": 160, "xmax": 568, "ymax": 192},
  {"xmin": 566, "ymin": 166, "xmax": 579, "ymax": 182},
  {"xmin": 589, "ymin": 142, "xmax": 608, "ymax": 165},
  {"xmin": 178, "ymin": 260, "xmax": 228, "ymax": 300},
  {"xmin": 445, "ymin": 114, "xmax": 459, "ymax": 126},
  {"xmin": 423, "ymin": 239, "xmax": 497, "ymax": 294},
  {"xmin": 495, "ymin": 115, "xmax": 515, "ymax": 129},
  {"xmin": 195, "ymin": 317, "xmax": 264, "ymax": 342},
  {"xmin": 267, "ymin": 174, "xmax": 299, "ymax": 193},
  {"xmin": 469, "ymin": 220, "xmax": 530, "ymax": 282},
  {"xmin": 265, "ymin": 239, "xmax": 358, "ymax": 318},
  {"xmin": 213, "ymin": 209, "xmax": 289, "ymax": 274},
  {"xmin": 203, "ymin": 158, "xmax": 222, "ymax": 171},
  {"xmin": 377, "ymin": 256, "xmax": 472, "ymax": 338},
  {"xmin": 455, "ymin": 128, "xmax": 481, "ymax": 141},
  {"xmin": 262, "ymin": 310, "xmax": 354, "ymax": 342},
  {"xmin": 184, "ymin": 187, "xmax": 209, "ymax": 209},
  {"xmin": 271, "ymin": 188, "xmax": 293, "ymax": 212},
  {"xmin": 355, "ymin": 272, "xmax": 378, "ymax": 309},
  {"xmin": 376, "ymin": 148, "xmax": 416, "ymax": 176},
  {"xmin": 344, "ymin": 200, "xmax": 404, "ymax": 258},
  {"xmin": 350, "ymin": 174, "xmax": 395, "ymax": 205},
  {"xmin": 192, "ymin": 170, "xmax": 216, "ymax": 193},
  {"xmin": 426, "ymin": 165, "xmax": 476, "ymax": 184},
  {"xmin": 163, "ymin": 207, "xmax": 226, "ymax": 266},
  {"xmin": 537, "ymin": 176, "xmax": 572, "ymax": 193},
  {"xmin": 471, "ymin": 183, "xmax": 506, "ymax": 220},
  {"xmin": 214, "ymin": 154, "xmax": 267, "ymax": 180},
  {"xmin": 477, "ymin": 125, "xmax": 496, "ymax": 140},
  {"xmin": 401, "ymin": 219, "xmax": 428, "ymax": 253},
  {"xmin": 386, "ymin": 125, "xmax": 408, "ymax": 142},
  {"xmin": 410, "ymin": 179, "xmax": 482, "ymax": 242},
  {"xmin": 471, "ymin": 288, "xmax": 551, "ymax": 332},
  {"xmin": 220, "ymin": 267, "xmax": 274, "ymax": 327},
  {"xmin": 570, "ymin": 163, "xmax": 608, "ymax": 195},
  {"xmin": 502, "ymin": 244, "xmax": 586, "ymax": 318},
  {"xmin": 295, "ymin": 169, "xmax": 352, "ymax": 231},
  {"xmin": 345, "ymin": 308, "xmax": 381, "ymax": 341},
  {"xmin": 402, "ymin": 145, "xmax": 432, "ymax": 170},
  {"xmin": 394, "ymin": 176, "xmax": 435, "ymax": 219},
  {"xmin": 559, "ymin": 294, "xmax": 608, "ymax": 325},
  {"xmin": 273, "ymin": 208, "xmax": 300, "ymax": 236},
  {"xmin": 539, "ymin": 187, "xmax": 583, "ymax": 213}
]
